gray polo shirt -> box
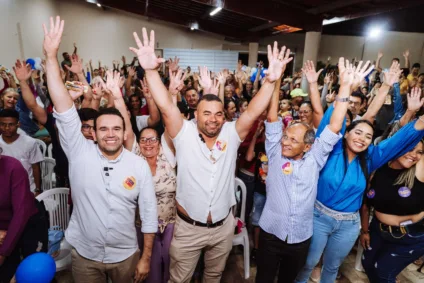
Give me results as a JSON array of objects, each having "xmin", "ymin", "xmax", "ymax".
[{"xmin": 54, "ymin": 105, "xmax": 157, "ymax": 263}]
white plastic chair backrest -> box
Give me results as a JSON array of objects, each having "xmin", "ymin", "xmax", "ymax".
[
  {"xmin": 41, "ymin": 157, "xmax": 56, "ymax": 191},
  {"xmin": 47, "ymin": 143, "xmax": 53, "ymax": 158},
  {"xmin": 36, "ymin": 188, "xmax": 70, "ymax": 231},
  {"xmin": 35, "ymin": 139, "xmax": 47, "ymax": 156},
  {"xmin": 235, "ymin": 177, "xmax": 247, "ymax": 223}
]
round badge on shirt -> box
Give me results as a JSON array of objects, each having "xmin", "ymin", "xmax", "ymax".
[
  {"xmin": 398, "ymin": 186, "xmax": 411, "ymax": 198},
  {"xmin": 367, "ymin": 189, "xmax": 376, "ymax": 199},
  {"xmin": 282, "ymin": 162, "xmax": 293, "ymax": 175}
]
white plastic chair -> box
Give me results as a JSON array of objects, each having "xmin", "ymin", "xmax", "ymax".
[
  {"xmin": 41, "ymin": 157, "xmax": 56, "ymax": 191},
  {"xmin": 47, "ymin": 143, "xmax": 53, "ymax": 158},
  {"xmin": 35, "ymin": 139, "xmax": 47, "ymax": 156},
  {"xmin": 36, "ymin": 188, "xmax": 72, "ymax": 272},
  {"xmin": 232, "ymin": 177, "xmax": 250, "ymax": 279}
]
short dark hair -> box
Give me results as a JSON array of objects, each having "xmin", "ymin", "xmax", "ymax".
[
  {"xmin": 78, "ymin": 108, "xmax": 98, "ymax": 123},
  {"xmin": 300, "ymin": 101, "xmax": 312, "ymax": 109},
  {"xmin": 184, "ymin": 87, "xmax": 197, "ymax": 95},
  {"xmin": 401, "ymin": 68, "xmax": 410, "ymax": 77},
  {"xmin": 0, "ymin": 109, "xmax": 19, "ymax": 121},
  {"xmin": 392, "ymin": 58, "xmax": 400, "ymax": 63},
  {"xmin": 139, "ymin": 127, "xmax": 159, "ymax": 139},
  {"xmin": 199, "ymin": 94, "xmax": 222, "ymax": 104},
  {"xmin": 412, "ymin": 63, "xmax": 421, "ymax": 69},
  {"xmin": 130, "ymin": 94, "xmax": 141, "ymax": 102},
  {"xmin": 346, "ymin": 109, "xmax": 353, "ymax": 123},
  {"xmin": 94, "ymin": 107, "xmax": 125, "ymax": 131},
  {"xmin": 351, "ymin": 91, "xmax": 365, "ymax": 104}
]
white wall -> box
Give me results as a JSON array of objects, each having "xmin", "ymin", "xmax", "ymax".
[
  {"xmin": 55, "ymin": 0, "xmax": 235, "ymax": 69},
  {"xmin": 0, "ymin": 0, "xmax": 58, "ymax": 68}
]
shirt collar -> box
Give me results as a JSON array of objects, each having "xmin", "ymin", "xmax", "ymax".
[{"xmin": 96, "ymin": 145, "xmax": 125, "ymax": 163}]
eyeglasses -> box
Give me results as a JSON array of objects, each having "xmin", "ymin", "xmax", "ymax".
[
  {"xmin": 81, "ymin": 124, "xmax": 94, "ymax": 132},
  {"xmin": 349, "ymin": 101, "xmax": 361, "ymax": 107},
  {"xmin": 0, "ymin": 122, "xmax": 18, "ymax": 128},
  {"xmin": 281, "ymin": 134, "xmax": 302, "ymax": 145},
  {"xmin": 140, "ymin": 137, "xmax": 160, "ymax": 144},
  {"xmin": 298, "ymin": 110, "xmax": 312, "ymax": 115}
]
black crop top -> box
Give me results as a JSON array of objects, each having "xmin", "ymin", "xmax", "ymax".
[{"xmin": 366, "ymin": 163, "xmax": 424, "ymax": 216}]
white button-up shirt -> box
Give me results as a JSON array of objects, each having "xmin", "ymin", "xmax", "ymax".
[
  {"xmin": 54, "ymin": 105, "xmax": 157, "ymax": 263},
  {"xmin": 172, "ymin": 119, "xmax": 241, "ymax": 223}
]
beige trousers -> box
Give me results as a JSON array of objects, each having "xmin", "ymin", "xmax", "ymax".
[
  {"xmin": 71, "ymin": 249, "xmax": 140, "ymax": 283},
  {"xmin": 168, "ymin": 213, "xmax": 235, "ymax": 283}
]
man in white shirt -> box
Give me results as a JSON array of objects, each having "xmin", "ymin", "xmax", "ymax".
[
  {"xmin": 43, "ymin": 16, "xmax": 157, "ymax": 283},
  {"xmin": 130, "ymin": 27, "xmax": 293, "ymax": 282},
  {"xmin": 0, "ymin": 109, "xmax": 43, "ymax": 194}
]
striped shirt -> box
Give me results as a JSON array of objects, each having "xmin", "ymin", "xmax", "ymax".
[{"xmin": 259, "ymin": 118, "xmax": 341, "ymax": 243}]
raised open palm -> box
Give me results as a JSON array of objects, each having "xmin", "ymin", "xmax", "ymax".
[
  {"xmin": 383, "ymin": 61, "xmax": 402, "ymax": 86},
  {"xmin": 65, "ymin": 54, "xmax": 83, "ymax": 74},
  {"xmin": 42, "ymin": 16, "xmax": 64, "ymax": 57},
  {"xmin": 265, "ymin": 42, "xmax": 292, "ymax": 83},
  {"xmin": 13, "ymin": 60, "xmax": 33, "ymax": 82},
  {"xmin": 130, "ymin": 28, "xmax": 164, "ymax": 70},
  {"xmin": 169, "ymin": 68, "xmax": 186, "ymax": 96},
  {"xmin": 302, "ymin": 60, "xmax": 323, "ymax": 84},
  {"xmin": 407, "ymin": 87, "xmax": 424, "ymax": 112}
]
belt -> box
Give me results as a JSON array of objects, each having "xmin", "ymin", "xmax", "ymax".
[
  {"xmin": 314, "ymin": 201, "xmax": 358, "ymax": 221},
  {"xmin": 177, "ymin": 210, "xmax": 225, "ymax": 228},
  {"xmin": 379, "ymin": 219, "xmax": 424, "ymax": 237}
]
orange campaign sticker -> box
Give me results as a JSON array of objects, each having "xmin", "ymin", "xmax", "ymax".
[{"xmin": 123, "ymin": 176, "xmax": 136, "ymax": 190}]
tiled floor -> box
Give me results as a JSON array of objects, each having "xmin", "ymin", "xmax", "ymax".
[{"xmin": 56, "ymin": 246, "xmax": 424, "ymax": 282}]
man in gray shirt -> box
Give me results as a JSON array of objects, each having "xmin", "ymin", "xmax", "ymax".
[{"xmin": 43, "ymin": 16, "xmax": 157, "ymax": 283}]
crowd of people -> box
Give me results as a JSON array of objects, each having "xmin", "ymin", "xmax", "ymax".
[{"xmin": 1, "ymin": 14, "xmax": 424, "ymax": 283}]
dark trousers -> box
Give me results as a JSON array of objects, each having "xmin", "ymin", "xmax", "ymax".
[
  {"xmin": 0, "ymin": 200, "xmax": 49, "ymax": 283},
  {"xmin": 362, "ymin": 218, "xmax": 424, "ymax": 283},
  {"xmin": 256, "ymin": 229, "xmax": 311, "ymax": 283}
]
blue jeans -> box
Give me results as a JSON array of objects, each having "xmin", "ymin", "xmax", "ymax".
[
  {"xmin": 295, "ymin": 204, "xmax": 360, "ymax": 283},
  {"xmin": 251, "ymin": 192, "xmax": 266, "ymax": 226},
  {"xmin": 362, "ymin": 217, "xmax": 424, "ymax": 283}
]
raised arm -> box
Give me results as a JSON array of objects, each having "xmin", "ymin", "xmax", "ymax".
[
  {"xmin": 73, "ymin": 42, "xmax": 77, "ymax": 55},
  {"xmin": 253, "ymin": 64, "xmax": 262, "ymax": 93},
  {"xmin": 43, "ymin": 16, "xmax": 73, "ymax": 113},
  {"xmin": 140, "ymin": 78, "xmax": 160, "ymax": 127},
  {"xmin": 168, "ymin": 68, "xmax": 186, "ymax": 105},
  {"xmin": 302, "ymin": 60, "xmax": 324, "ymax": 128},
  {"xmin": 267, "ymin": 76, "xmax": 282, "ymax": 123},
  {"xmin": 376, "ymin": 50, "xmax": 383, "ymax": 73},
  {"xmin": 246, "ymin": 121, "xmax": 263, "ymax": 162},
  {"xmin": 403, "ymin": 49, "xmax": 410, "ymax": 70},
  {"xmin": 125, "ymin": 66, "xmax": 136, "ymax": 96},
  {"xmin": 400, "ymin": 87, "xmax": 424, "ymax": 127},
  {"xmin": 65, "ymin": 54, "xmax": 95, "ymax": 106},
  {"xmin": 320, "ymin": 73, "xmax": 330, "ymax": 109},
  {"xmin": 237, "ymin": 43, "xmax": 292, "ymax": 140},
  {"xmin": 216, "ymin": 71, "xmax": 226, "ymax": 103},
  {"xmin": 362, "ymin": 61, "xmax": 402, "ymax": 123},
  {"xmin": 13, "ymin": 60, "xmax": 47, "ymax": 124},
  {"xmin": 130, "ymin": 28, "xmax": 182, "ymax": 138}
]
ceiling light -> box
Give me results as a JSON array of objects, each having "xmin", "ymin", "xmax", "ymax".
[
  {"xmin": 97, "ymin": 3, "xmax": 101, "ymax": 7},
  {"xmin": 209, "ymin": 7, "xmax": 222, "ymax": 16},
  {"xmin": 368, "ymin": 27, "xmax": 382, "ymax": 38},
  {"xmin": 190, "ymin": 27, "xmax": 195, "ymax": 30}
]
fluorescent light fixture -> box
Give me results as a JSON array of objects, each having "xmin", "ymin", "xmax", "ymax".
[
  {"xmin": 209, "ymin": 7, "xmax": 222, "ymax": 16},
  {"xmin": 97, "ymin": 3, "xmax": 101, "ymax": 7},
  {"xmin": 368, "ymin": 27, "xmax": 382, "ymax": 38},
  {"xmin": 323, "ymin": 17, "xmax": 347, "ymax": 26}
]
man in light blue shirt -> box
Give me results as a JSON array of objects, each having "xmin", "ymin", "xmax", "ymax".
[{"xmin": 256, "ymin": 59, "xmax": 354, "ymax": 283}]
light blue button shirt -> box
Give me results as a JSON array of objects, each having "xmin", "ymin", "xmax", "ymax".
[{"xmin": 259, "ymin": 118, "xmax": 341, "ymax": 243}]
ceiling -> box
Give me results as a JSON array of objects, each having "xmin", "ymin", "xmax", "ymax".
[{"xmin": 86, "ymin": 0, "xmax": 424, "ymax": 40}]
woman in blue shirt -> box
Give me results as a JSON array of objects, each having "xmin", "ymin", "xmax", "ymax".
[{"xmin": 296, "ymin": 89, "xmax": 424, "ymax": 282}]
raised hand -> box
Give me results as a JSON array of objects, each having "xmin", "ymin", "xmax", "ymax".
[
  {"xmin": 377, "ymin": 50, "xmax": 383, "ymax": 59},
  {"xmin": 264, "ymin": 42, "xmax": 292, "ymax": 83},
  {"xmin": 338, "ymin": 57, "xmax": 355, "ymax": 85},
  {"xmin": 105, "ymin": 70, "xmax": 122, "ymax": 99},
  {"xmin": 92, "ymin": 80, "xmax": 106, "ymax": 100},
  {"xmin": 383, "ymin": 61, "xmax": 402, "ymax": 86},
  {"xmin": 169, "ymin": 68, "xmax": 186, "ymax": 96},
  {"xmin": 65, "ymin": 54, "xmax": 83, "ymax": 74},
  {"xmin": 323, "ymin": 73, "xmax": 331, "ymax": 84},
  {"xmin": 351, "ymin": 60, "xmax": 374, "ymax": 90},
  {"xmin": 407, "ymin": 87, "xmax": 424, "ymax": 112},
  {"xmin": 198, "ymin": 66, "xmax": 212, "ymax": 90},
  {"xmin": 403, "ymin": 49, "xmax": 410, "ymax": 58},
  {"xmin": 140, "ymin": 77, "xmax": 151, "ymax": 99},
  {"xmin": 216, "ymin": 71, "xmax": 226, "ymax": 85},
  {"xmin": 67, "ymin": 81, "xmax": 85, "ymax": 101},
  {"xmin": 302, "ymin": 60, "xmax": 323, "ymax": 84},
  {"xmin": 128, "ymin": 66, "xmax": 136, "ymax": 78},
  {"xmin": 209, "ymin": 79, "xmax": 220, "ymax": 96},
  {"xmin": 168, "ymin": 56, "xmax": 180, "ymax": 72},
  {"xmin": 42, "ymin": 16, "xmax": 65, "ymax": 57},
  {"xmin": 13, "ymin": 60, "xmax": 33, "ymax": 82},
  {"xmin": 130, "ymin": 28, "xmax": 164, "ymax": 70}
]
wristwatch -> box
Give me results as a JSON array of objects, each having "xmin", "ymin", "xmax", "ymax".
[{"xmin": 335, "ymin": 97, "xmax": 349, "ymax": 102}]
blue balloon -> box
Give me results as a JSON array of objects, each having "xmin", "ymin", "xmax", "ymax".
[
  {"xmin": 16, "ymin": 252, "xmax": 56, "ymax": 283},
  {"xmin": 26, "ymin": 58, "xmax": 36, "ymax": 70},
  {"xmin": 250, "ymin": 68, "xmax": 266, "ymax": 82}
]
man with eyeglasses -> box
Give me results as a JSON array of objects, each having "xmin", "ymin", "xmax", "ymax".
[
  {"xmin": 349, "ymin": 91, "xmax": 365, "ymax": 121},
  {"xmin": 0, "ymin": 109, "xmax": 43, "ymax": 195},
  {"xmin": 256, "ymin": 58, "xmax": 355, "ymax": 283},
  {"xmin": 77, "ymin": 108, "xmax": 98, "ymax": 140}
]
